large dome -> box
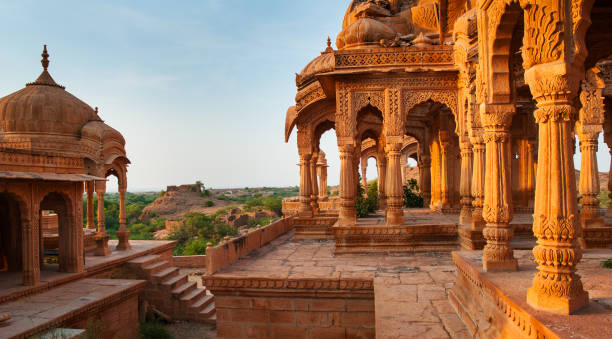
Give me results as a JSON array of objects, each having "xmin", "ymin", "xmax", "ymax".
[
  {"xmin": 336, "ymin": 17, "xmax": 397, "ymax": 50},
  {"xmin": 0, "ymin": 46, "xmax": 101, "ymax": 138}
]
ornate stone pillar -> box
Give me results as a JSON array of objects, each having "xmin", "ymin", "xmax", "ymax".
[
  {"xmin": 419, "ymin": 155, "xmax": 432, "ymax": 207},
  {"xmin": 470, "ymin": 134, "xmax": 486, "ymax": 230},
  {"xmin": 338, "ymin": 144, "xmax": 356, "ymax": 226},
  {"xmin": 63, "ymin": 182, "xmax": 84, "ymax": 273},
  {"xmin": 94, "ymin": 180, "xmax": 110, "ymax": 256},
  {"xmin": 310, "ymin": 152, "xmax": 319, "ymax": 214},
  {"xmin": 481, "ymin": 103, "xmax": 517, "ymax": 271},
  {"xmin": 400, "ymin": 154, "xmax": 407, "ymax": 185},
  {"xmin": 317, "ymin": 154, "xmax": 329, "ymax": 201},
  {"xmin": 459, "ymin": 138, "xmax": 473, "ymax": 224},
  {"xmin": 377, "ymin": 153, "xmax": 387, "ymax": 210},
  {"xmin": 86, "ymin": 181, "xmax": 95, "ymax": 230},
  {"xmin": 385, "ymin": 142, "xmax": 404, "ymax": 226},
  {"xmin": 524, "ymin": 64, "xmax": 588, "ymax": 313},
  {"xmin": 23, "ymin": 195, "xmax": 39, "ymax": 286},
  {"xmin": 439, "ymin": 131, "xmax": 451, "ymax": 211},
  {"xmin": 577, "ymin": 125, "xmax": 604, "ymax": 228},
  {"xmin": 116, "ymin": 185, "xmax": 132, "ymax": 251},
  {"xmin": 298, "ymin": 153, "xmax": 313, "ymax": 217},
  {"xmin": 361, "ymin": 156, "xmax": 368, "ymax": 192}
]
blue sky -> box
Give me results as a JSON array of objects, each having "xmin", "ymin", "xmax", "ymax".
[{"xmin": 0, "ymin": 1, "xmax": 608, "ymax": 191}]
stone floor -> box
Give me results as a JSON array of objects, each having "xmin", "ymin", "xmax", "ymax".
[
  {"xmin": 204, "ymin": 232, "xmax": 471, "ymax": 338},
  {"xmin": 0, "ymin": 278, "xmax": 144, "ymax": 339}
]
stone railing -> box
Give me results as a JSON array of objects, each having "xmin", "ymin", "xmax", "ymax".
[
  {"xmin": 282, "ymin": 197, "xmax": 341, "ymax": 215},
  {"xmin": 204, "ymin": 216, "xmax": 295, "ymax": 275},
  {"xmin": 334, "ymin": 45, "xmax": 454, "ymax": 69},
  {"xmin": 173, "ymin": 255, "xmax": 207, "ymax": 268}
]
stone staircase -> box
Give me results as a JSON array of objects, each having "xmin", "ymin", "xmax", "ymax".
[{"xmin": 127, "ymin": 254, "xmax": 216, "ymax": 324}]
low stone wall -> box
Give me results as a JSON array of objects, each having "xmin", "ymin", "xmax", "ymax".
[
  {"xmin": 205, "ymin": 217, "xmax": 295, "ymax": 274},
  {"xmin": 173, "ymin": 255, "xmax": 207, "ymax": 268},
  {"xmin": 214, "ymin": 294, "xmax": 375, "ymax": 339}
]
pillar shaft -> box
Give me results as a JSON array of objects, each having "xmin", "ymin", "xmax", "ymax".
[
  {"xmin": 86, "ymin": 181, "xmax": 95, "ymax": 229},
  {"xmin": 400, "ymin": 155, "xmax": 407, "ymax": 185},
  {"xmin": 470, "ymin": 137, "xmax": 486, "ymax": 230},
  {"xmin": 481, "ymin": 105, "xmax": 517, "ymax": 271},
  {"xmin": 377, "ymin": 156, "xmax": 387, "ymax": 210},
  {"xmin": 298, "ymin": 154, "xmax": 313, "ymax": 217},
  {"xmin": 95, "ymin": 181, "xmax": 106, "ymax": 235},
  {"xmin": 460, "ymin": 140, "xmax": 473, "ymax": 224},
  {"xmin": 439, "ymin": 134, "xmax": 451, "ymax": 210},
  {"xmin": 116, "ymin": 186, "xmax": 132, "ymax": 251},
  {"xmin": 419, "ymin": 157, "xmax": 432, "ymax": 207},
  {"xmin": 22, "ymin": 210, "xmax": 39, "ymax": 286},
  {"xmin": 317, "ymin": 162, "xmax": 328, "ymax": 201},
  {"xmin": 577, "ymin": 128, "xmax": 603, "ymax": 228},
  {"xmin": 310, "ymin": 153, "xmax": 319, "ymax": 214},
  {"xmin": 339, "ymin": 145, "xmax": 356, "ymax": 226},
  {"xmin": 385, "ymin": 142, "xmax": 404, "ymax": 226}
]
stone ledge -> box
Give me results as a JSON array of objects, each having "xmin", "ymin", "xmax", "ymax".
[{"xmin": 450, "ymin": 250, "xmax": 612, "ymax": 339}]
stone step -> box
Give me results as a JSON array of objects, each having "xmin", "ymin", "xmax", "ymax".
[
  {"xmin": 180, "ymin": 287, "xmax": 206, "ymax": 304},
  {"xmin": 190, "ymin": 294, "xmax": 214, "ymax": 312},
  {"xmin": 162, "ymin": 274, "xmax": 188, "ymax": 290},
  {"xmin": 199, "ymin": 302, "xmax": 216, "ymax": 318},
  {"xmin": 152, "ymin": 267, "xmax": 179, "ymax": 283},
  {"xmin": 172, "ymin": 281, "xmax": 197, "ymax": 298},
  {"xmin": 126, "ymin": 254, "xmax": 161, "ymax": 267},
  {"xmin": 143, "ymin": 260, "xmax": 170, "ymax": 275}
]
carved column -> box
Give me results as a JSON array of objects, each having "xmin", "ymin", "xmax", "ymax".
[
  {"xmin": 317, "ymin": 154, "xmax": 329, "ymax": 202},
  {"xmin": 377, "ymin": 153, "xmax": 387, "ymax": 210},
  {"xmin": 470, "ymin": 134, "xmax": 486, "ymax": 230},
  {"xmin": 361, "ymin": 156, "xmax": 368, "ymax": 192},
  {"xmin": 577, "ymin": 125, "xmax": 604, "ymax": 228},
  {"xmin": 94, "ymin": 180, "xmax": 110, "ymax": 256},
  {"xmin": 116, "ymin": 184, "xmax": 132, "ymax": 251},
  {"xmin": 400, "ymin": 154, "xmax": 407, "ymax": 185},
  {"xmin": 419, "ymin": 155, "xmax": 432, "ymax": 207},
  {"xmin": 298, "ymin": 153, "xmax": 313, "ymax": 217},
  {"xmin": 524, "ymin": 67, "xmax": 589, "ymax": 313},
  {"xmin": 386, "ymin": 142, "xmax": 404, "ymax": 226},
  {"xmin": 86, "ymin": 181, "xmax": 95, "ymax": 230},
  {"xmin": 63, "ymin": 182, "xmax": 84, "ymax": 273},
  {"xmin": 481, "ymin": 104, "xmax": 517, "ymax": 271},
  {"xmin": 23, "ymin": 194, "xmax": 39, "ymax": 286},
  {"xmin": 459, "ymin": 138, "xmax": 473, "ymax": 224},
  {"xmin": 439, "ymin": 131, "xmax": 451, "ymax": 211},
  {"xmin": 310, "ymin": 152, "xmax": 319, "ymax": 214},
  {"xmin": 338, "ymin": 144, "xmax": 357, "ymax": 226},
  {"xmin": 526, "ymin": 140, "xmax": 537, "ymax": 208}
]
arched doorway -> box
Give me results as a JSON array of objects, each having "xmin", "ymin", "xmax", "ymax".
[
  {"xmin": 0, "ymin": 193, "xmax": 24, "ymax": 274},
  {"xmin": 40, "ymin": 192, "xmax": 80, "ymax": 274}
]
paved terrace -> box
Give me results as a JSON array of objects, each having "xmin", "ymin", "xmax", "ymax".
[{"xmin": 206, "ymin": 232, "xmax": 472, "ymax": 338}]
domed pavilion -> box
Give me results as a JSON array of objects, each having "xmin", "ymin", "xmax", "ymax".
[{"xmin": 0, "ymin": 46, "xmax": 131, "ymax": 286}]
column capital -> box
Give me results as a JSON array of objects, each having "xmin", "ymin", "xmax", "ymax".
[
  {"xmin": 95, "ymin": 180, "xmax": 106, "ymax": 193},
  {"xmin": 480, "ymin": 103, "xmax": 515, "ymax": 130}
]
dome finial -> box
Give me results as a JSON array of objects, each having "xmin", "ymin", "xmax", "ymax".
[
  {"xmin": 41, "ymin": 45, "xmax": 49, "ymax": 71},
  {"xmin": 323, "ymin": 36, "xmax": 334, "ymax": 53}
]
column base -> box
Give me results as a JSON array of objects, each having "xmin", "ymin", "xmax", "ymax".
[
  {"xmin": 459, "ymin": 207, "xmax": 473, "ymax": 225},
  {"xmin": 115, "ymin": 231, "xmax": 132, "ymax": 251},
  {"xmin": 386, "ymin": 209, "xmax": 404, "ymax": 226},
  {"xmin": 527, "ymin": 286, "xmax": 589, "ymax": 315},
  {"xmin": 94, "ymin": 235, "xmax": 111, "ymax": 256},
  {"xmin": 483, "ymin": 258, "xmax": 518, "ymax": 272}
]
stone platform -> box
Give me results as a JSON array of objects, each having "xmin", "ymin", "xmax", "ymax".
[
  {"xmin": 0, "ymin": 240, "xmax": 175, "ymax": 304},
  {"xmin": 333, "ymin": 209, "xmax": 535, "ymax": 254},
  {"xmin": 450, "ymin": 250, "xmax": 612, "ymax": 339},
  {"xmin": 202, "ymin": 232, "xmax": 471, "ymax": 338},
  {"xmin": 0, "ymin": 278, "xmax": 145, "ymax": 339}
]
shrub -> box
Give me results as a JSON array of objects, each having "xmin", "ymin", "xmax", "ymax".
[
  {"xmin": 205, "ymin": 200, "xmax": 214, "ymax": 207},
  {"xmin": 139, "ymin": 322, "xmax": 172, "ymax": 339},
  {"xmin": 403, "ymin": 179, "xmax": 424, "ymax": 208},
  {"xmin": 355, "ymin": 177, "xmax": 378, "ymax": 218},
  {"xmin": 601, "ymin": 259, "xmax": 612, "ymax": 269}
]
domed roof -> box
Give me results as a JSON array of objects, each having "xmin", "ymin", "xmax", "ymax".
[
  {"xmin": 0, "ymin": 46, "xmax": 101, "ymax": 137},
  {"xmin": 336, "ymin": 17, "xmax": 396, "ymax": 50},
  {"xmin": 296, "ymin": 45, "xmax": 335, "ymax": 87}
]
